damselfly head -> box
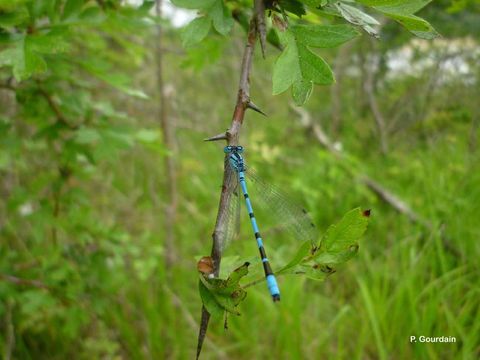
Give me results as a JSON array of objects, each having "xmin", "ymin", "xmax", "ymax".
[{"xmin": 224, "ymin": 145, "xmax": 244, "ymax": 154}]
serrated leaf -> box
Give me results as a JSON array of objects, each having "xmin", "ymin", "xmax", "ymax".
[
  {"xmin": 225, "ymin": 262, "xmax": 249, "ymax": 287},
  {"xmin": 319, "ymin": 208, "xmax": 369, "ymax": 251},
  {"xmin": 273, "ymin": 24, "xmax": 357, "ymax": 105},
  {"xmin": 181, "ymin": 16, "xmax": 211, "ymax": 47},
  {"xmin": 198, "ymin": 263, "xmax": 249, "ymax": 317}
]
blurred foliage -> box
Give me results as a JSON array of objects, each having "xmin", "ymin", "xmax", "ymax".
[{"xmin": 0, "ymin": 0, "xmax": 479, "ymax": 359}]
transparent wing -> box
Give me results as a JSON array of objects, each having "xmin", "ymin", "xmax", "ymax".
[
  {"xmin": 219, "ymin": 161, "xmax": 241, "ymax": 252},
  {"xmin": 244, "ymin": 166, "xmax": 318, "ymax": 245}
]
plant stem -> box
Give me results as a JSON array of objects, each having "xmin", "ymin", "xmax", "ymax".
[{"xmin": 196, "ymin": 3, "xmax": 262, "ymax": 358}]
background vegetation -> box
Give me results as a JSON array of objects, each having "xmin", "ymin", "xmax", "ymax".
[{"xmin": 0, "ymin": 0, "xmax": 479, "ymax": 359}]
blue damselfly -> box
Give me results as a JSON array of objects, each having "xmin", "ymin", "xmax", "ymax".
[{"xmin": 222, "ymin": 145, "xmax": 318, "ymax": 301}]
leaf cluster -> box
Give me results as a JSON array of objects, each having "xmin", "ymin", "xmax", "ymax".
[{"xmin": 174, "ymin": 0, "xmax": 438, "ymax": 105}]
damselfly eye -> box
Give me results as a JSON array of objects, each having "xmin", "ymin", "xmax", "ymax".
[
  {"xmin": 237, "ymin": 146, "xmax": 244, "ymax": 153},
  {"xmin": 224, "ymin": 146, "xmax": 231, "ymax": 153}
]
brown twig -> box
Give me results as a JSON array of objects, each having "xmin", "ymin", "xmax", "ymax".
[{"xmin": 197, "ymin": 3, "xmax": 262, "ymax": 358}]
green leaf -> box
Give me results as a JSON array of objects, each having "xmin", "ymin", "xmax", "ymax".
[
  {"xmin": 356, "ymin": 0, "xmax": 433, "ymax": 15},
  {"xmin": 355, "ymin": 0, "xmax": 438, "ymax": 39},
  {"xmin": 75, "ymin": 128, "xmax": 101, "ymax": 144},
  {"xmin": 1, "ymin": 38, "xmax": 48, "ymax": 81},
  {"xmin": 277, "ymin": 240, "xmax": 312, "ymax": 274},
  {"xmin": 384, "ymin": 13, "xmax": 439, "ymax": 39},
  {"xmin": 62, "ymin": 0, "xmax": 85, "ymax": 20},
  {"xmin": 291, "ymin": 24, "xmax": 360, "ymax": 48},
  {"xmin": 272, "ymin": 34, "xmax": 300, "ymax": 95},
  {"xmin": 199, "ymin": 280, "xmax": 224, "ymax": 317},
  {"xmin": 300, "ymin": 263, "xmax": 335, "ymax": 281},
  {"xmin": 297, "ymin": 42, "xmax": 334, "ymax": 85},
  {"xmin": 319, "ymin": 208, "xmax": 369, "ymax": 252},
  {"xmin": 209, "ymin": 0, "xmax": 233, "ymax": 35},
  {"xmin": 225, "ymin": 262, "xmax": 250, "ymax": 287},
  {"xmin": 279, "ymin": 0, "xmax": 306, "ymax": 17},
  {"xmin": 272, "ymin": 24, "xmax": 358, "ymax": 105},
  {"xmin": 26, "ymin": 31, "xmax": 70, "ymax": 54},
  {"xmin": 198, "ymin": 263, "xmax": 250, "ymax": 316},
  {"xmin": 292, "ymin": 79, "xmax": 313, "ymax": 106},
  {"xmin": 181, "ymin": 16, "xmax": 211, "ymax": 48},
  {"xmin": 178, "ymin": 0, "xmax": 232, "ymax": 47},
  {"xmin": 334, "ymin": 2, "xmax": 380, "ymax": 38}
]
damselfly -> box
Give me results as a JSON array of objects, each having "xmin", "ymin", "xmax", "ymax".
[{"xmin": 222, "ymin": 145, "xmax": 318, "ymax": 301}]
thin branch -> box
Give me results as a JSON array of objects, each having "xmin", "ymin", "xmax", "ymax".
[
  {"xmin": 37, "ymin": 87, "xmax": 78, "ymax": 129},
  {"xmin": 197, "ymin": 3, "xmax": 262, "ymax": 358},
  {"xmin": 155, "ymin": 0, "xmax": 178, "ymax": 270},
  {"xmin": 0, "ymin": 273, "xmax": 49, "ymax": 289}
]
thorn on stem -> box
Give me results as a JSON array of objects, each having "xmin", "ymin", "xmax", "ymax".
[
  {"xmin": 246, "ymin": 101, "xmax": 267, "ymax": 116},
  {"xmin": 204, "ymin": 132, "xmax": 228, "ymax": 142}
]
